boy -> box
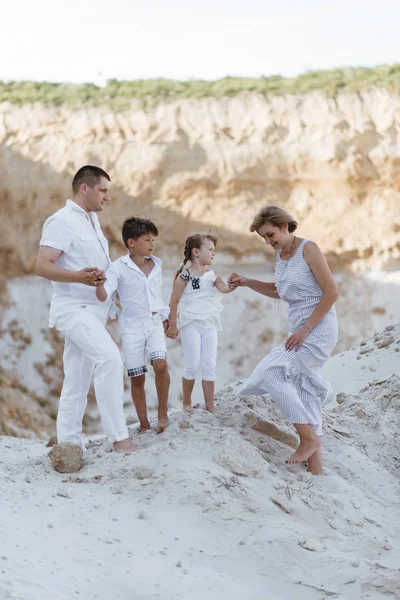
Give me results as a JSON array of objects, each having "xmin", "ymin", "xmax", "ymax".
[{"xmin": 96, "ymin": 217, "xmax": 170, "ymax": 434}]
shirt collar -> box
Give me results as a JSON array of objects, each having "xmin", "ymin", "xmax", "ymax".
[
  {"xmin": 121, "ymin": 253, "xmax": 161, "ymax": 272},
  {"xmin": 66, "ymin": 199, "xmax": 97, "ymax": 222}
]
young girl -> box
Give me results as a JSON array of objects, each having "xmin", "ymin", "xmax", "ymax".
[{"xmin": 167, "ymin": 234, "xmax": 236, "ymax": 412}]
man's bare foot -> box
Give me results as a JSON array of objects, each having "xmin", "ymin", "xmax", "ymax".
[
  {"xmin": 157, "ymin": 415, "xmax": 169, "ymax": 434},
  {"xmin": 139, "ymin": 421, "xmax": 151, "ymax": 433},
  {"xmin": 286, "ymin": 436, "xmax": 321, "ymax": 464},
  {"xmin": 307, "ymin": 446, "xmax": 323, "ymax": 475},
  {"xmin": 113, "ymin": 438, "xmax": 134, "ymax": 454}
]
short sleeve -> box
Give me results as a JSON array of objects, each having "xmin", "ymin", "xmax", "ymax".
[
  {"xmin": 209, "ymin": 270, "xmax": 218, "ymax": 283},
  {"xmin": 103, "ymin": 263, "xmax": 119, "ymax": 297},
  {"xmin": 40, "ymin": 215, "xmax": 73, "ymax": 253}
]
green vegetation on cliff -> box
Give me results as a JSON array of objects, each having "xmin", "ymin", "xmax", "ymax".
[{"xmin": 1, "ymin": 64, "xmax": 400, "ymax": 107}]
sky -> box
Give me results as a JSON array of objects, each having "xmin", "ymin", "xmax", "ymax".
[{"xmin": 1, "ymin": 0, "xmax": 399, "ymax": 84}]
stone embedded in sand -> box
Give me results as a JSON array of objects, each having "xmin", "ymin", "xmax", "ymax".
[
  {"xmin": 245, "ymin": 412, "xmax": 298, "ymax": 449},
  {"xmin": 376, "ymin": 335, "xmax": 395, "ymax": 349},
  {"xmin": 215, "ymin": 433, "xmax": 267, "ymax": 477},
  {"xmin": 48, "ymin": 443, "xmax": 83, "ymax": 473},
  {"xmin": 133, "ymin": 466, "xmax": 153, "ymax": 480},
  {"xmin": 336, "ymin": 393, "xmax": 346, "ymax": 405},
  {"xmin": 359, "ymin": 346, "xmax": 372, "ymax": 354}
]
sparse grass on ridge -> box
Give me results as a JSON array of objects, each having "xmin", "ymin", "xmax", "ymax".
[{"xmin": 1, "ymin": 63, "xmax": 400, "ymax": 108}]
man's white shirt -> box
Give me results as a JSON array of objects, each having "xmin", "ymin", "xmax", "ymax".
[
  {"xmin": 40, "ymin": 199, "xmax": 115, "ymax": 326},
  {"xmin": 104, "ymin": 254, "xmax": 170, "ymax": 334}
]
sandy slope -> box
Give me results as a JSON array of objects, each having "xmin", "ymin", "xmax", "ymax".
[
  {"xmin": 2, "ymin": 267, "xmax": 400, "ymax": 441},
  {"xmin": 1, "ymin": 336, "xmax": 400, "ymax": 600},
  {"xmin": 324, "ymin": 323, "xmax": 400, "ymax": 395}
]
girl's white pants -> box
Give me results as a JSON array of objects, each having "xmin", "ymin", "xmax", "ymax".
[
  {"xmin": 180, "ymin": 323, "xmax": 218, "ymax": 381},
  {"xmin": 55, "ymin": 309, "xmax": 129, "ymax": 449}
]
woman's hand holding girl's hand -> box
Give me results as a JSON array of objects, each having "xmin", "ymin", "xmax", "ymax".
[
  {"xmin": 285, "ymin": 325, "xmax": 311, "ymax": 352},
  {"xmin": 227, "ymin": 272, "xmax": 248, "ymax": 288},
  {"xmin": 166, "ymin": 325, "xmax": 179, "ymax": 339}
]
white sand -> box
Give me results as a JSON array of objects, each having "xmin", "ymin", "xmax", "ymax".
[
  {"xmin": 1, "ymin": 323, "xmax": 400, "ymax": 599},
  {"xmin": 2, "ymin": 269, "xmax": 400, "ymax": 599},
  {"xmin": 324, "ymin": 323, "xmax": 400, "ymax": 395}
]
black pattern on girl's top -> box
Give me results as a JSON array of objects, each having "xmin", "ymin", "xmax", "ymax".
[{"xmin": 180, "ymin": 271, "xmax": 201, "ymax": 290}]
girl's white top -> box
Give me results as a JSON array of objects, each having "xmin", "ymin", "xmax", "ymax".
[{"xmin": 177, "ymin": 269, "xmax": 223, "ymax": 331}]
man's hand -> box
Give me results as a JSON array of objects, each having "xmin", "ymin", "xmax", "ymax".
[{"xmin": 76, "ymin": 268, "xmax": 106, "ymax": 287}]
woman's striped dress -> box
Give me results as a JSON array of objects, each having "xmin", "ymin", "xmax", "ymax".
[{"xmin": 240, "ymin": 239, "xmax": 338, "ymax": 436}]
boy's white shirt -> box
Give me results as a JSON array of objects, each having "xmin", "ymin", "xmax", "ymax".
[{"xmin": 104, "ymin": 254, "xmax": 170, "ymax": 334}]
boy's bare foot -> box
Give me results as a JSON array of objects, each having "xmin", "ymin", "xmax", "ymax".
[
  {"xmin": 113, "ymin": 438, "xmax": 134, "ymax": 454},
  {"xmin": 157, "ymin": 415, "xmax": 169, "ymax": 434},
  {"xmin": 139, "ymin": 421, "xmax": 151, "ymax": 433},
  {"xmin": 286, "ymin": 436, "xmax": 321, "ymax": 465}
]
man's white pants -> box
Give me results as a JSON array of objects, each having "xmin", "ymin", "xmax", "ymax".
[
  {"xmin": 180, "ymin": 323, "xmax": 218, "ymax": 381},
  {"xmin": 56, "ymin": 309, "xmax": 128, "ymax": 449}
]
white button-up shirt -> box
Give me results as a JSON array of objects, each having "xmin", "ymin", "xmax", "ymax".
[
  {"xmin": 104, "ymin": 254, "xmax": 170, "ymax": 334},
  {"xmin": 40, "ymin": 199, "xmax": 115, "ymax": 326}
]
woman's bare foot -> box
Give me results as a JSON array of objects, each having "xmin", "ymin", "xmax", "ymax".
[
  {"xmin": 139, "ymin": 420, "xmax": 151, "ymax": 433},
  {"xmin": 183, "ymin": 402, "xmax": 192, "ymax": 412},
  {"xmin": 205, "ymin": 404, "xmax": 216, "ymax": 413},
  {"xmin": 287, "ymin": 436, "xmax": 321, "ymax": 464},
  {"xmin": 157, "ymin": 415, "xmax": 169, "ymax": 434},
  {"xmin": 113, "ymin": 438, "xmax": 134, "ymax": 454},
  {"xmin": 307, "ymin": 446, "xmax": 323, "ymax": 475}
]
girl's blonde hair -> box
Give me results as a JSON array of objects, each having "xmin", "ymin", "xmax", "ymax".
[
  {"xmin": 174, "ymin": 233, "xmax": 218, "ymax": 281},
  {"xmin": 250, "ymin": 205, "xmax": 298, "ymax": 233}
]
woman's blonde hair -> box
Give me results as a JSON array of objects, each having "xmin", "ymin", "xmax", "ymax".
[{"xmin": 250, "ymin": 205, "xmax": 298, "ymax": 233}]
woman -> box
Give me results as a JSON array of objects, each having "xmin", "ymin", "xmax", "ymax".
[{"xmin": 229, "ymin": 205, "xmax": 338, "ymax": 475}]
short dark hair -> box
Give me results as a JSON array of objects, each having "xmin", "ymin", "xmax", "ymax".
[
  {"xmin": 122, "ymin": 217, "xmax": 159, "ymax": 248},
  {"xmin": 72, "ymin": 165, "xmax": 111, "ymax": 194}
]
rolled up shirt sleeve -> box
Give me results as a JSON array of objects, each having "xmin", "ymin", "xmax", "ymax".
[
  {"xmin": 158, "ymin": 305, "xmax": 170, "ymax": 322},
  {"xmin": 103, "ymin": 264, "xmax": 119, "ymax": 298},
  {"xmin": 40, "ymin": 215, "xmax": 73, "ymax": 253}
]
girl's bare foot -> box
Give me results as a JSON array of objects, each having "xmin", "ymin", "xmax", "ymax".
[
  {"xmin": 157, "ymin": 415, "xmax": 169, "ymax": 434},
  {"xmin": 286, "ymin": 436, "xmax": 321, "ymax": 464},
  {"xmin": 307, "ymin": 446, "xmax": 323, "ymax": 475},
  {"xmin": 113, "ymin": 438, "xmax": 134, "ymax": 454}
]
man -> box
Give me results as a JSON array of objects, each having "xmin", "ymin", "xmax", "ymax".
[{"xmin": 36, "ymin": 165, "xmax": 133, "ymax": 453}]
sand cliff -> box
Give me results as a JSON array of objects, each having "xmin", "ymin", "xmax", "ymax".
[{"xmin": 1, "ymin": 88, "xmax": 400, "ymax": 277}]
